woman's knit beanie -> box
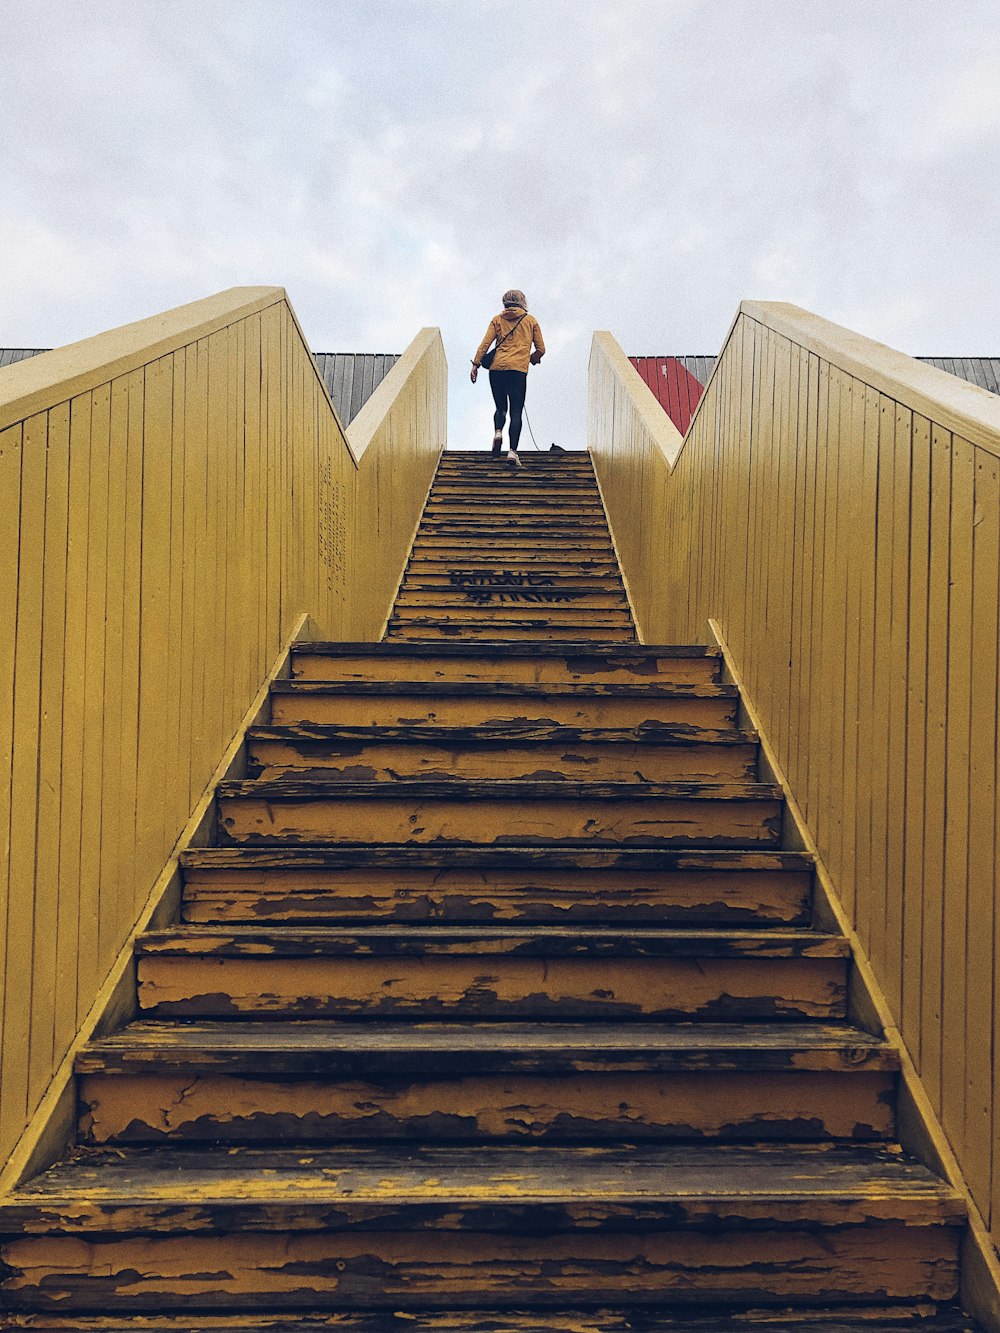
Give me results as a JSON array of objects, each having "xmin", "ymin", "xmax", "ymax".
[{"xmin": 502, "ymin": 289, "xmax": 526, "ymax": 308}]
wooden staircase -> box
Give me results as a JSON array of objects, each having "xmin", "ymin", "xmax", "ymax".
[
  {"xmin": 387, "ymin": 451, "xmax": 635, "ymax": 641},
  {"xmin": 0, "ymin": 451, "xmax": 977, "ymax": 1330}
]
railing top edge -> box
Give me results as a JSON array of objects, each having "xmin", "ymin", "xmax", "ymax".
[
  {"xmin": 741, "ymin": 300, "xmax": 1000, "ymax": 458},
  {"xmin": 590, "ymin": 332, "xmax": 685, "ymax": 471},
  {"xmin": 0, "ymin": 286, "xmax": 285, "ymax": 430},
  {"xmin": 346, "ymin": 327, "xmax": 444, "ymax": 465}
]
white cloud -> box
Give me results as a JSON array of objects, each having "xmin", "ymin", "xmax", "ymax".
[
  {"xmin": 1, "ymin": 0, "xmax": 999, "ymax": 442},
  {"xmin": 902, "ymin": 48, "xmax": 1000, "ymax": 158}
]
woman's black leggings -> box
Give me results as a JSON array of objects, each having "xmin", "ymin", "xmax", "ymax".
[{"xmin": 489, "ymin": 369, "xmax": 527, "ymax": 450}]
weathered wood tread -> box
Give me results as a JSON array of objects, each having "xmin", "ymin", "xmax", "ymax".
[
  {"xmin": 402, "ymin": 574, "xmax": 627, "ymax": 587},
  {"xmin": 290, "ymin": 643, "xmax": 720, "ymax": 659},
  {"xmin": 246, "ymin": 722, "xmax": 757, "ymax": 746},
  {"xmin": 398, "ymin": 581, "xmax": 626, "ymax": 592},
  {"xmin": 180, "ymin": 846, "xmax": 811, "ymax": 872},
  {"xmin": 271, "ymin": 681, "xmax": 734, "ymax": 697},
  {"xmin": 422, "ymin": 511, "xmax": 607, "ymax": 519},
  {"xmin": 411, "ymin": 539, "xmax": 615, "ymax": 549},
  {"xmin": 424, "ymin": 502, "xmax": 608, "ymax": 513},
  {"xmin": 391, "ymin": 609, "xmax": 633, "ymax": 625},
  {"xmin": 425, "ymin": 506, "xmax": 606, "ymax": 517},
  {"xmin": 134, "ymin": 926, "xmax": 846, "ymax": 958},
  {"xmin": 414, "ymin": 529, "xmax": 614, "ymax": 540},
  {"xmin": 411, "ymin": 536, "xmax": 614, "ymax": 544},
  {"xmin": 405, "ymin": 557, "xmax": 623, "ymax": 570},
  {"xmin": 386, "ymin": 626, "xmax": 637, "ymax": 640},
  {"xmin": 394, "ymin": 587, "xmax": 628, "ymax": 602},
  {"xmin": 0, "ymin": 1308, "xmax": 981, "ymax": 1331},
  {"xmin": 218, "ymin": 777, "xmax": 780, "ymax": 801},
  {"xmin": 77, "ymin": 1021, "xmax": 896, "ymax": 1076},
  {"xmin": 177, "ymin": 846, "xmax": 813, "ymax": 926},
  {"xmin": 0, "ymin": 1143, "xmax": 962, "ymax": 1232},
  {"xmin": 245, "ymin": 725, "xmax": 759, "ymax": 782},
  {"xmin": 418, "ymin": 518, "xmax": 610, "ymax": 529},
  {"xmin": 417, "ymin": 512, "xmax": 610, "ymax": 521}
]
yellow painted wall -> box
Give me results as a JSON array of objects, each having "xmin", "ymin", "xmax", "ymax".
[
  {"xmin": 590, "ymin": 306, "xmax": 1000, "ymax": 1248},
  {"xmin": 0, "ymin": 287, "xmax": 445, "ymax": 1168}
]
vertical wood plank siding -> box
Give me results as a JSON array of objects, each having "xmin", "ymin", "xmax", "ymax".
[
  {"xmin": 590, "ymin": 307, "xmax": 1000, "ymax": 1247},
  {"xmin": 0, "ymin": 288, "xmax": 444, "ymax": 1168}
]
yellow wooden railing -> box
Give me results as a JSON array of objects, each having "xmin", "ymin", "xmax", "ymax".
[
  {"xmin": 590, "ymin": 307, "xmax": 1000, "ymax": 1315},
  {"xmin": 0, "ymin": 287, "xmax": 445, "ymax": 1175}
]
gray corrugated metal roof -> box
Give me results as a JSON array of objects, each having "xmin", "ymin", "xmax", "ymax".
[
  {"xmin": 665, "ymin": 355, "xmax": 1000, "ymax": 398},
  {"xmin": 919, "ymin": 357, "xmax": 1000, "ymax": 395},
  {"xmin": 313, "ymin": 352, "xmax": 400, "ymax": 426},
  {"xmin": 0, "ymin": 348, "xmax": 400, "ymax": 427},
  {"xmin": 673, "ymin": 356, "xmax": 718, "ymax": 387},
  {"xmin": 0, "ymin": 348, "xmax": 48, "ymax": 368}
]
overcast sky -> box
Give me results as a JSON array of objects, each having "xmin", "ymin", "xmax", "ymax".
[{"xmin": 2, "ymin": 0, "xmax": 998, "ymax": 446}]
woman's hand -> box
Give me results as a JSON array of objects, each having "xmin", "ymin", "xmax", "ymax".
[
  {"xmin": 470, "ymin": 362, "xmax": 479, "ymax": 383},
  {"xmin": 530, "ymin": 350, "xmax": 543, "ymax": 366}
]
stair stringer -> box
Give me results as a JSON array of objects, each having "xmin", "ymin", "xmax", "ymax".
[
  {"xmin": 587, "ymin": 449, "xmax": 646, "ymax": 642},
  {"xmin": 709, "ymin": 616, "xmax": 1000, "ymax": 1333}
]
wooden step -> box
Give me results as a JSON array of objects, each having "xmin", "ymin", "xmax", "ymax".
[
  {"xmin": 395, "ymin": 564, "xmax": 619, "ymax": 582},
  {"xmin": 390, "ymin": 605, "xmax": 633, "ymax": 625},
  {"xmin": 426, "ymin": 475, "xmax": 598, "ymax": 485},
  {"xmin": 216, "ymin": 777, "xmax": 783, "ymax": 849},
  {"xmin": 409, "ymin": 541, "xmax": 618, "ymax": 557},
  {"xmin": 413, "ymin": 525, "xmax": 611, "ymax": 537},
  {"xmin": 134, "ymin": 926, "xmax": 845, "ymax": 1019},
  {"xmin": 245, "ymin": 722, "xmax": 759, "ymax": 783},
  {"xmin": 436, "ymin": 455, "xmax": 592, "ymax": 466},
  {"xmin": 426, "ymin": 493, "xmax": 604, "ymax": 507},
  {"xmin": 386, "ymin": 621, "xmax": 636, "ymax": 642},
  {"xmin": 431, "ymin": 480, "xmax": 601, "ymax": 492},
  {"xmin": 289, "ymin": 643, "xmax": 719, "ymax": 686},
  {"xmin": 408, "ymin": 554, "xmax": 618, "ymax": 570},
  {"xmin": 396, "ymin": 591, "xmax": 629, "ymax": 610},
  {"xmin": 422, "ymin": 498, "xmax": 605, "ymax": 510},
  {"xmin": 421, "ymin": 508, "xmax": 608, "ymax": 523},
  {"xmin": 401, "ymin": 568, "xmax": 626, "ymax": 587},
  {"xmin": 397, "ymin": 585, "xmax": 628, "ymax": 603},
  {"xmin": 412, "ymin": 533, "xmax": 615, "ymax": 548},
  {"xmin": 76, "ymin": 1020, "xmax": 897, "ymax": 1145},
  {"xmin": 397, "ymin": 583, "xmax": 626, "ymax": 605},
  {"xmin": 392, "ymin": 597, "xmax": 629, "ymax": 614},
  {"xmin": 409, "ymin": 547, "xmax": 615, "ymax": 560},
  {"xmin": 178, "ymin": 846, "xmax": 814, "ymax": 927},
  {"xmin": 0, "ymin": 1307, "xmax": 982, "ymax": 1332},
  {"xmin": 432, "ymin": 462, "xmax": 596, "ymax": 474},
  {"xmin": 407, "ymin": 555, "xmax": 620, "ymax": 572},
  {"xmin": 0, "ymin": 1144, "xmax": 962, "ymax": 1310},
  {"xmin": 416, "ymin": 519, "xmax": 612, "ymax": 534},
  {"xmin": 425, "ymin": 493, "xmax": 606, "ymax": 506},
  {"xmin": 268, "ymin": 681, "xmax": 738, "ymax": 729}
]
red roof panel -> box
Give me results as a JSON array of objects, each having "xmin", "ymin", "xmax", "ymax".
[{"xmin": 629, "ymin": 356, "xmax": 708, "ymax": 435}]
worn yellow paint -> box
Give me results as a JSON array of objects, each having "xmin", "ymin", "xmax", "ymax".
[
  {"xmin": 0, "ymin": 288, "xmax": 445, "ymax": 1174},
  {"xmin": 268, "ymin": 690, "xmax": 733, "ymax": 730},
  {"xmin": 179, "ymin": 858, "xmax": 811, "ymax": 926},
  {"xmin": 78, "ymin": 1069, "xmax": 895, "ymax": 1145},
  {"xmin": 589, "ymin": 308, "xmax": 1000, "ymax": 1297},
  {"xmin": 0, "ymin": 1227, "xmax": 960, "ymax": 1305},
  {"xmin": 248, "ymin": 736, "xmax": 757, "ymax": 784},
  {"xmin": 136, "ymin": 954, "xmax": 844, "ymax": 1021},
  {"xmin": 290, "ymin": 649, "xmax": 720, "ymax": 685},
  {"xmin": 218, "ymin": 790, "xmax": 781, "ymax": 848}
]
